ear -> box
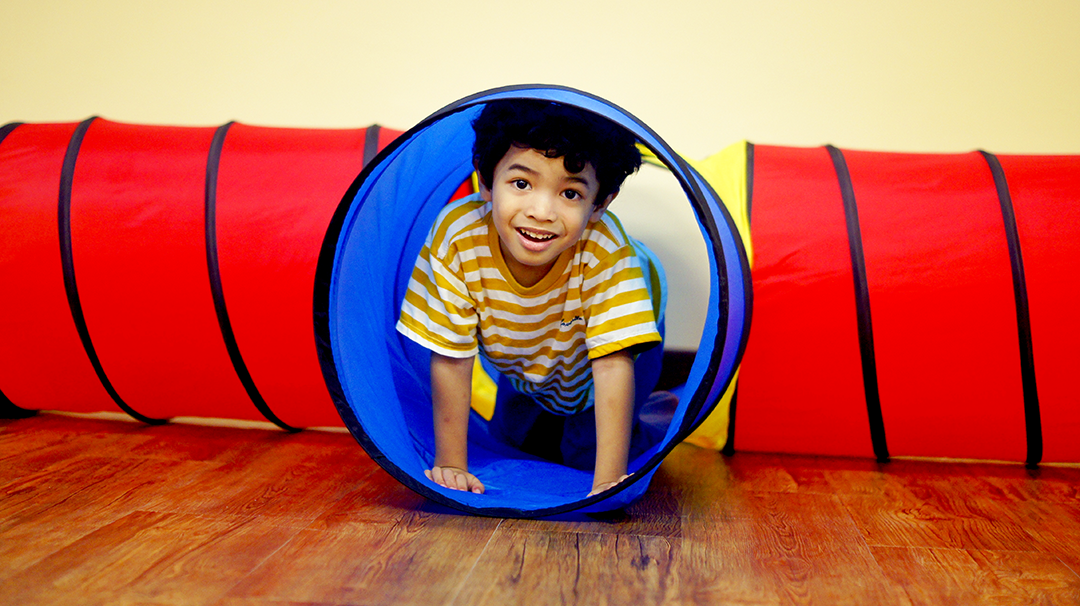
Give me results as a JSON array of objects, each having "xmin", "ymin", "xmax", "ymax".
[{"xmin": 591, "ymin": 190, "xmax": 618, "ymax": 220}]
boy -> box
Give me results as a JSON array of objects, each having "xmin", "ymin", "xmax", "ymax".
[{"xmin": 396, "ymin": 99, "xmax": 665, "ymax": 496}]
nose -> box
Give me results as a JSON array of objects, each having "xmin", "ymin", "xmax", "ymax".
[{"xmin": 524, "ymin": 191, "xmax": 557, "ymax": 222}]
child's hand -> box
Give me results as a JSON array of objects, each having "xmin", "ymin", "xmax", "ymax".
[
  {"xmin": 588, "ymin": 473, "xmax": 630, "ymax": 497},
  {"xmin": 425, "ymin": 465, "xmax": 485, "ymax": 494}
]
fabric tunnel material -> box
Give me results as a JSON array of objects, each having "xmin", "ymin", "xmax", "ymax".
[
  {"xmin": 719, "ymin": 145, "xmax": 1080, "ymax": 466},
  {"xmin": 314, "ymin": 85, "xmax": 753, "ymax": 517},
  {"xmin": 0, "ymin": 118, "xmax": 402, "ymax": 428}
]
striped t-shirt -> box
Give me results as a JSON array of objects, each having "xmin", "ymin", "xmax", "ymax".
[{"xmin": 396, "ymin": 194, "xmax": 661, "ymax": 415}]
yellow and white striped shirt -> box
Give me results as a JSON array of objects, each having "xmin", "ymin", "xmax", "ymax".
[{"xmin": 397, "ymin": 194, "xmax": 661, "ymax": 415}]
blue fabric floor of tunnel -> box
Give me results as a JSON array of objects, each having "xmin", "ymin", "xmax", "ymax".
[
  {"xmin": 414, "ymin": 389, "xmax": 683, "ymax": 512},
  {"xmin": 399, "ymin": 380, "xmax": 686, "ymax": 509}
]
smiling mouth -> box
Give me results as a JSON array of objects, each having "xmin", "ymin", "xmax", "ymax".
[{"xmin": 517, "ymin": 227, "xmax": 557, "ymax": 243}]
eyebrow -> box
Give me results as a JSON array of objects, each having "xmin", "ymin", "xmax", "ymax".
[
  {"xmin": 505, "ymin": 163, "xmax": 539, "ymax": 176},
  {"xmin": 505, "ymin": 163, "xmax": 595, "ymax": 188}
]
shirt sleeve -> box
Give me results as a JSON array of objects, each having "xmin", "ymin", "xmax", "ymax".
[
  {"xmin": 396, "ymin": 222, "xmax": 480, "ymax": 359},
  {"xmin": 581, "ymin": 230, "xmax": 662, "ymax": 359}
]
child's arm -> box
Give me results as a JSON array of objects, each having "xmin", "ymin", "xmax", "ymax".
[
  {"xmin": 588, "ymin": 350, "xmax": 635, "ymax": 496},
  {"xmin": 426, "ymin": 352, "xmax": 485, "ymax": 494}
]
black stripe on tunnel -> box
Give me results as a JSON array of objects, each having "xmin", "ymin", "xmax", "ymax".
[
  {"xmin": 0, "ymin": 121, "xmax": 23, "ymax": 145},
  {"xmin": 1, "ymin": 122, "xmax": 37, "ymax": 419},
  {"xmin": 59, "ymin": 117, "xmax": 167, "ymax": 425},
  {"xmin": 979, "ymin": 151, "xmax": 1042, "ymax": 468},
  {"xmin": 204, "ymin": 122, "xmax": 299, "ymax": 432},
  {"xmin": 363, "ymin": 125, "xmax": 382, "ymax": 166},
  {"xmin": 826, "ymin": 145, "xmax": 889, "ymax": 463}
]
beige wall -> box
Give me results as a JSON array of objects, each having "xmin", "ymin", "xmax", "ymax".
[{"xmin": 4, "ymin": 0, "xmax": 1078, "ymax": 349}]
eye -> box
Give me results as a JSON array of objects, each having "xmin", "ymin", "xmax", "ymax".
[
  {"xmin": 512, "ymin": 179, "xmax": 530, "ymax": 190},
  {"xmin": 562, "ymin": 189, "xmax": 583, "ymax": 201}
]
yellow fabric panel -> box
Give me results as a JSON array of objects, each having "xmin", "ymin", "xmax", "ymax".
[
  {"xmin": 686, "ymin": 142, "xmax": 753, "ymax": 266},
  {"xmin": 639, "ymin": 142, "xmax": 752, "ymax": 451},
  {"xmin": 684, "ymin": 368, "xmax": 739, "ymax": 450},
  {"xmin": 470, "ymin": 357, "xmax": 497, "ymax": 421}
]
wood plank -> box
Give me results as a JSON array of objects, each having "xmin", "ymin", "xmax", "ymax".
[
  {"xmin": 691, "ymin": 491, "xmax": 909, "ymax": 605},
  {"xmin": 977, "ymin": 464, "xmax": 1080, "ymax": 504},
  {"xmin": 224, "ymin": 511, "xmax": 499, "ymax": 605},
  {"xmin": 3, "ymin": 413, "xmax": 1080, "ymax": 605},
  {"xmin": 2, "ymin": 510, "xmax": 302, "ymax": 606},
  {"xmin": 453, "ymin": 527, "xmax": 687, "ymax": 606},
  {"xmin": 0, "ymin": 417, "xmax": 154, "ymax": 485},
  {"xmin": 0, "ymin": 457, "xmax": 208, "ymax": 581},
  {"xmin": 721, "ymin": 452, "xmax": 885, "ymax": 496},
  {"xmin": 871, "ymin": 545, "xmax": 1080, "ymax": 606},
  {"xmin": 307, "ymin": 465, "xmax": 435, "ymax": 528},
  {"xmin": 839, "ymin": 471, "xmax": 1044, "ymax": 551},
  {"xmin": 123, "ymin": 422, "xmax": 298, "ymax": 463},
  {"xmin": 500, "ymin": 488, "xmax": 683, "ymax": 538},
  {"xmin": 133, "ymin": 427, "xmax": 379, "ymax": 523},
  {"xmin": 463, "ymin": 491, "xmax": 910, "ymax": 605},
  {"xmin": 1000, "ymin": 499, "xmax": 1080, "ymax": 576},
  {"xmin": 0, "ymin": 452, "xmax": 198, "ymax": 527}
]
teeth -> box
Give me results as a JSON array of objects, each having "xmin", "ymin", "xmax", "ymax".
[{"xmin": 519, "ymin": 228, "xmax": 555, "ymax": 242}]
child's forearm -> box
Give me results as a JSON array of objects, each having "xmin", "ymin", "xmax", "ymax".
[
  {"xmin": 430, "ymin": 353, "xmax": 475, "ymax": 470},
  {"xmin": 590, "ymin": 350, "xmax": 635, "ymax": 490}
]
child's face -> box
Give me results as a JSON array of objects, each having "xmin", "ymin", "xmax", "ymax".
[{"xmin": 480, "ymin": 145, "xmax": 615, "ymax": 287}]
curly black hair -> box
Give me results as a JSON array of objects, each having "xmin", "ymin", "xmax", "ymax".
[{"xmin": 471, "ymin": 99, "xmax": 642, "ymax": 207}]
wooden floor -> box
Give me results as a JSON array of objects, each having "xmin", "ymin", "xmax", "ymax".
[{"xmin": 1, "ymin": 413, "xmax": 1078, "ymax": 605}]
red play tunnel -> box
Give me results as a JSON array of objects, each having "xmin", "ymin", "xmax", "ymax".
[
  {"xmin": 3, "ymin": 120, "xmax": 1078, "ymax": 465},
  {"xmin": 733, "ymin": 145, "xmax": 1080, "ymax": 464},
  {"xmin": 0, "ymin": 119, "xmax": 401, "ymax": 428}
]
